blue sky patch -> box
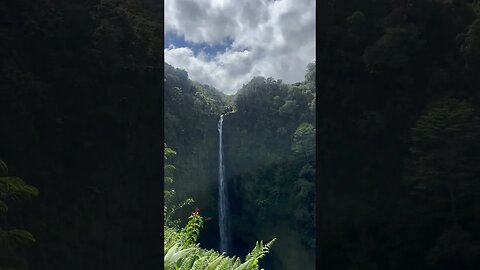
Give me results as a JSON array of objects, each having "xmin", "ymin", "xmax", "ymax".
[{"xmin": 164, "ymin": 32, "xmax": 233, "ymax": 59}]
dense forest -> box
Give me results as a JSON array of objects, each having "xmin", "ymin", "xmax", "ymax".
[
  {"xmin": 4, "ymin": 0, "xmax": 480, "ymax": 269},
  {"xmin": 1, "ymin": 0, "xmax": 164, "ymax": 269},
  {"xmin": 164, "ymin": 62, "xmax": 316, "ymax": 270},
  {"xmin": 164, "ymin": 143, "xmax": 277, "ymax": 270},
  {"xmin": 318, "ymin": 0, "xmax": 480, "ymax": 269}
]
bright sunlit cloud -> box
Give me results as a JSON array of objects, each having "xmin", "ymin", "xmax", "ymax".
[{"xmin": 164, "ymin": 0, "xmax": 315, "ymax": 94}]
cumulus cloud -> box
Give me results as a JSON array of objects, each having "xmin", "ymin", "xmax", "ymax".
[{"xmin": 165, "ymin": 0, "xmax": 315, "ymax": 94}]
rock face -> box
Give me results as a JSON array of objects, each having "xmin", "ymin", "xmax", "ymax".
[
  {"xmin": 166, "ymin": 112, "xmax": 220, "ymax": 214},
  {"xmin": 164, "ymin": 63, "xmax": 232, "ymax": 251}
]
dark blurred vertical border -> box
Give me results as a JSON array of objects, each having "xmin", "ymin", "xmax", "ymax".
[
  {"xmin": 315, "ymin": 0, "xmax": 480, "ymax": 269},
  {"xmin": 0, "ymin": 0, "xmax": 165, "ymax": 269}
]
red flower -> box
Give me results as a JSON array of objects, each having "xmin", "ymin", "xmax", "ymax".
[{"xmin": 193, "ymin": 207, "xmax": 200, "ymax": 215}]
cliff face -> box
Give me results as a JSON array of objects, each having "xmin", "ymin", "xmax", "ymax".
[
  {"xmin": 165, "ymin": 66, "xmax": 316, "ymax": 269},
  {"xmin": 166, "ymin": 111, "xmax": 220, "ymax": 215},
  {"xmin": 164, "ymin": 63, "xmax": 231, "ymax": 250},
  {"xmin": 222, "ymin": 77, "xmax": 316, "ymax": 270}
]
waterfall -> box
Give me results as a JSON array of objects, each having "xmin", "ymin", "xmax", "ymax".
[{"xmin": 218, "ymin": 114, "xmax": 230, "ymax": 254}]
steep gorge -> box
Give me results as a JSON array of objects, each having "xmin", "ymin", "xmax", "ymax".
[{"xmin": 164, "ymin": 62, "xmax": 316, "ymax": 269}]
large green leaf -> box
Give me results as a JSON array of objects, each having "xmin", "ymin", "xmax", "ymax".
[
  {"xmin": 205, "ymin": 254, "xmax": 225, "ymax": 270},
  {"xmin": 0, "ymin": 176, "xmax": 39, "ymax": 200},
  {"xmin": 165, "ymin": 244, "xmax": 196, "ymax": 266},
  {"xmin": 0, "ymin": 229, "xmax": 36, "ymax": 249}
]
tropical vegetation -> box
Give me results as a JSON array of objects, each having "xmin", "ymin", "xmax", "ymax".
[{"xmin": 164, "ymin": 144, "xmax": 276, "ymax": 270}]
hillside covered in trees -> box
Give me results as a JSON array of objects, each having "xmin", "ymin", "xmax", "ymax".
[
  {"xmin": 5, "ymin": 0, "xmax": 480, "ymax": 269},
  {"xmin": 164, "ymin": 62, "xmax": 316, "ymax": 270},
  {"xmin": 318, "ymin": 0, "xmax": 480, "ymax": 269}
]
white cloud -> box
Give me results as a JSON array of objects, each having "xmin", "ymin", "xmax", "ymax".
[{"xmin": 165, "ymin": 0, "xmax": 315, "ymax": 94}]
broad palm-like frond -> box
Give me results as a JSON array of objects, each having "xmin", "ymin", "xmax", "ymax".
[
  {"xmin": 0, "ymin": 176, "xmax": 39, "ymax": 201},
  {"xmin": 0, "ymin": 228, "xmax": 36, "ymax": 250},
  {"xmin": 164, "ymin": 243, "xmax": 196, "ymax": 266},
  {"xmin": 0, "ymin": 160, "xmax": 38, "ymax": 258}
]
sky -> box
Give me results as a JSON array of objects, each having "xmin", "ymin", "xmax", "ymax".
[{"xmin": 164, "ymin": 0, "xmax": 315, "ymax": 95}]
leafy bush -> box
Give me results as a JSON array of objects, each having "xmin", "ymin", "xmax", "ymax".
[
  {"xmin": 164, "ymin": 210, "xmax": 276, "ymax": 270},
  {"xmin": 0, "ymin": 160, "xmax": 38, "ymax": 268},
  {"xmin": 163, "ymin": 145, "xmax": 276, "ymax": 269}
]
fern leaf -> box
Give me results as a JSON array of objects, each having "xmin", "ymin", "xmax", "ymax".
[
  {"xmin": 170, "ymin": 247, "xmax": 195, "ymax": 264},
  {"xmin": 165, "ymin": 164, "xmax": 176, "ymax": 171},
  {"xmin": 165, "ymin": 244, "xmax": 195, "ymax": 266},
  {"xmin": 205, "ymin": 254, "xmax": 225, "ymax": 270},
  {"xmin": 234, "ymin": 259, "xmax": 254, "ymax": 270}
]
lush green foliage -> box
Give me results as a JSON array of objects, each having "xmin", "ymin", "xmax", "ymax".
[
  {"xmin": 291, "ymin": 123, "xmax": 316, "ymax": 161},
  {"xmin": 164, "ymin": 143, "xmax": 193, "ymax": 227},
  {"xmin": 224, "ymin": 67, "xmax": 316, "ymax": 269},
  {"xmin": 165, "ymin": 61, "xmax": 316, "ymax": 269},
  {"xmin": 163, "ymin": 145, "xmax": 275, "ymax": 270},
  {"xmin": 0, "ymin": 160, "xmax": 38, "ymax": 269},
  {"xmin": 164, "ymin": 62, "xmax": 233, "ymax": 221},
  {"xmin": 165, "ymin": 60, "xmax": 316, "ymax": 269},
  {"xmin": 165, "ymin": 212, "xmax": 276, "ymax": 270}
]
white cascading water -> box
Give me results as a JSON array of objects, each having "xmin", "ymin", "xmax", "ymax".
[{"xmin": 218, "ymin": 114, "xmax": 230, "ymax": 254}]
